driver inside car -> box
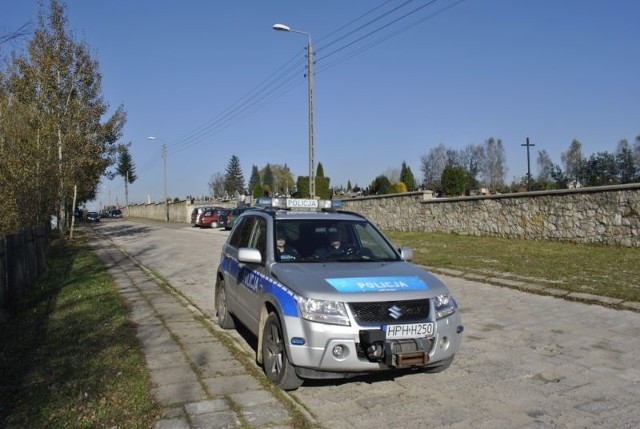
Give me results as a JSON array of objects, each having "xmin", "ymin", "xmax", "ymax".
[{"xmin": 314, "ymin": 230, "xmax": 351, "ymax": 259}]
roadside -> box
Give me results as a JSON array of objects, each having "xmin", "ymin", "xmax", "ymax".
[
  {"xmin": 86, "ymin": 225, "xmax": 317, "ymax": 429},
  {"xmin": 427, "ymin": 266, "xmax": 640, "ymax": 313}
]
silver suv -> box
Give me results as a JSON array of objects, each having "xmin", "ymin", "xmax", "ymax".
[{"xmin": 215, "ymin": 198, "xmax": 463, "ymax": 390}]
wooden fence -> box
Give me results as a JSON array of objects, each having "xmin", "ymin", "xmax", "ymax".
[{"xmin": 0, "ymin": 226, "xmax": 49, "ymax": 314}]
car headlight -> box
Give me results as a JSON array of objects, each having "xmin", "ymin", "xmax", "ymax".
[
  {"xmin": 435, "ymin": 294, "xmax": 457, "ymax": 319},
  {"xmin": 295, "ymin": 296, "xmax": 350, "ymax": 326}
]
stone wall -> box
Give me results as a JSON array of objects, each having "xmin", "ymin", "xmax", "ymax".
[
  {"xmin": 341, "ymin": 184, "xmax": 640, "ymax": 247},
  {"xmin": 126, "ymin": 200, "xmax": 238, "ymax": 223},
  {"xmin": 125, "ymin": 185, "xmax": 640, "ymax": 247}
]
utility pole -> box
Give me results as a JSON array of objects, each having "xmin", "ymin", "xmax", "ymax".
[
  {"xmin": 163, "ymin": 142, "xmax": 169, "ymax": 221},
  {"xmin": 307, "ymin": 36, "xmax": 315, "ymax": 199},
  {"xmin": 521, "ymin": 137, "xmax": 535, "ymax": 191}
]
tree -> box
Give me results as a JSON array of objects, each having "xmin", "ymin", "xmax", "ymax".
[
  {"xmin": 248, "ymin": 165, "xmax": 261, "ymax": 196},
  {"xmin": 400, "ymin": 161, "xmax": 416, "ymax": 191},
  {"xmin": 441, "ymin": 165, "xmax": 468, "ymax": 196},
  {"xmin": 582, "ymin": 151, "xmax": 618, "ymax": 186},
  {"xmin": 224, "ymin": 155, "xmax": 245, "ymax": 196},
  {"xmin": 369, "ymin": 175, "xmax": 391, "ymax": 195},
  {"xmin": 208, "ymin": 172, "xmax": 225, "ymax": 198},
  {"xmin": 420, "ymin": 143, "xmax": 448, "ymax": 189},
  {"xmin": 536, "ymin": 149, "xmax": 554, "ymax": 183},
  {"xmin": 116, "ymin": 144, "xmax": 137, "ymax": 208},
  {"xmin": 390, "ymin": 182, "xmax": 408, "ymax": 194},
  {"xmin": 480, "ymin": 137, "xmax": 506, "ymax": 191},
  {"xmin": 262, "ymin": 163, "xmax": 274, "ymax": 191},
  {"xmin": 561, "ymin": 139, "xmax": 584, "ymax": 183},
  {"xmin": 315, "ymin": 162, "xmax": 331, "ymax": 199},
  {"xmin": 1, "ymin": 0, "xmax": 125, "ymax": 237},
  {"xmin": 456, "ymin": 144, "xmax": 483, "ymax": 193},
  {"xmin": 616, "ymin": 139, "xmax": 636, "ymax": 183}
]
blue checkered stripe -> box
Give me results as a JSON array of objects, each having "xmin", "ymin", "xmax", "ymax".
[{"xmin": 221, "ymin": 256, "xmax": 299, "ymax": 317}]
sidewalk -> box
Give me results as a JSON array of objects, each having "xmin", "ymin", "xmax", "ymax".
[{"xmin": 88, "ymin": 230, "xmax": 307, "ymax": 429}]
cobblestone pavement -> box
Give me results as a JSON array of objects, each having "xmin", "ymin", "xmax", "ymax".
[
  {"xmin": 90, "ymin": 219, "xmax": 640, "ymax": 429},
  {"xmin": 87, "ymin": 227, "xmax": 309, "ymax": 429}
]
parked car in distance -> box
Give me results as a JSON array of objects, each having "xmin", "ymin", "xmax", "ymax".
[
  {"xmin": 110, "ymin": 209, "xmax": 123, "ymax": 218},
  {"xmin": 218, "ymin": 209, "xmax": 231, "ymax": 230},
  {"xmin": 86, "ymin": 211, "xmax": 100, "ymax": 222},
  {"xmin": 191, "ymin": 207, "xmax": 208, "ymax": 226},
  {"xmin": 226, "ymin": 206, "xmax": 253, "ymax": 230},
  {"xmin": 197, "ymin": 207, "xmax": 220, "ymax": 228}
]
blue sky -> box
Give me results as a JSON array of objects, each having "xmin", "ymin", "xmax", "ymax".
[{"xmin": 3, "ymin": 0, "xmax": 639, "ymax": 208}]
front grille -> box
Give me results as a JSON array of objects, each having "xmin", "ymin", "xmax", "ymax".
[{"xmin": 349, "ymin": 299, "xmax": 429, "ymax": 324}]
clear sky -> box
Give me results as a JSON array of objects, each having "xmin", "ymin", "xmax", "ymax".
[{"xmin": 3, "ymin": 0, "xmax": 639, "ymax": 208}]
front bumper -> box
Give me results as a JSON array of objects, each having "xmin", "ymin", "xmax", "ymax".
[{"xmin": 283, "ymin": 311, "xmax": 463, "ymax": 378}]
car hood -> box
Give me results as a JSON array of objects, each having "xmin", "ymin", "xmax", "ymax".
[{"xmin": 270, "ymin": 261, "xmax": 450, "ymax": 302}]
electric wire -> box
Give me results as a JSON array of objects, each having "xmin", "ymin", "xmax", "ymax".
[{"xmin": 147, "ymin": 0, "xmax": 463, "ymax": 161}]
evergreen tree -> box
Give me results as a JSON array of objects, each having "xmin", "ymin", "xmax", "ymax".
[
  {"xmin": 262, "ymin": 164, "xmax": 274, "ymax": 190},
  {"xmin": 224, "ymin": 155, "xmax": 245, "ymax": 196},
  {"xmin": 248, "ymin": 165, "xmax": 261, "ymax": 195},
  {"xmin": 399, "ymin": 161, "xmax": 416, "ymax": 191},
  {"xmin": 370, "ymin": 175, "xmax": 391, "ymax": 195},
  {"xmin": 116, "ymin": 144, "xmax": 137, "ymax": 208},
  {"xmin": 441, "ymin": 165, "xmax": 468, "ymax": 196}
]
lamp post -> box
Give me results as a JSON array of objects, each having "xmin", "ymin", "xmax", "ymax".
[
  {"xmin": 148, "ymin": 136, "xmax": 169, "ymax": 221},
  {"xmin": 273, "ymin": 23, "xmax": 315, "ymax": 198}
]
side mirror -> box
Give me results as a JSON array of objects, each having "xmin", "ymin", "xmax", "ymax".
[
  {"xmin": 238, "ymin": 248, "xmax": 263, "ymax": 264},
  {"xmin": 398, "ymin": 247, "xmax": 413, "ymax": 261}
]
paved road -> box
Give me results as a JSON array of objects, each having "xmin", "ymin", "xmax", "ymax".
[{"xmin": 93, "ymin": 219, "xmax": 640, "ymax": 429}]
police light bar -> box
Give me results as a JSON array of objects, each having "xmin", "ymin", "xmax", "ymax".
[{"xmin": 253, "ymin": 197, "xmax": 343, "ymax": 210}]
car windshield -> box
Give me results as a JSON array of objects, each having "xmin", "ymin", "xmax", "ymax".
[{"xmin": 274, "ymin": 219, "xmax": 400, "ymax": 263}]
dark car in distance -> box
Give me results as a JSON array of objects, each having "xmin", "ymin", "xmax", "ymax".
[
  {"xmin": 218, "ymin": 209, "xmax": 231, "ymax": 230},
  {"xmin": 86, "ymin": 211, "xmax": 100, "ymax": 222}
]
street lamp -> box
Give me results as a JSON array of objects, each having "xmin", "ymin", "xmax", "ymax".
[
  {"xmin": 148, "ymin": 136, "xmax": 169, "ymax": 221},
  {"xmin": 273, "ymin": 23, "xmax": 315, "ymax": 198}
]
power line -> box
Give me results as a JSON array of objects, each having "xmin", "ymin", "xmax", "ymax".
[{"xmin": 153, "ymin": 0, "xmax": 466, "ymax": 159}]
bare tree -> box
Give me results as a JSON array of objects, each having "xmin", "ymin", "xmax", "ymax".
[
  {"xmin": 561, "ymin": 139, "xmax": 584, "ymax": 182},
  {"xmin": 536, "ymin": 149, "xmax": 554, "ymax": 182},
  {"xmin": 480, "ymin": 138, "xmax": 506, "ymax": 190},
  {"xmin": 208, "ymin": 172, "xmax": 225, "ymax": 198},
  {"xmin": 420, "ymin": 143, "xmax": 448, "ymax": 189}
]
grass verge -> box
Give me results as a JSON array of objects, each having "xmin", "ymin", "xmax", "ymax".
[
  {"xmin": 386, "ymin": 231, "xmax": 640, "ymax": 302},
  {"xmin": 0, "ymin": 237, "xmax": 161, "ymax": 428}
]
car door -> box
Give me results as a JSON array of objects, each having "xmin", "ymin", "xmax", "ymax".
[
  {"xmin": 234, "ymin": 215, "xmax": 268, "ymax": 334},
  {"xmin": 222, "ymin": 216, "xmax": 255, "ymax": 323}
]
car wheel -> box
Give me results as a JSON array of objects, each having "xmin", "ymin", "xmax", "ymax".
[
  {"xmin": 262, "ymin": 312, "xmax": 303, "ymax": 391},
  {"xmin": 215, "ymin": 279, "xmax": 235, "ymax": 329},
  {"xmin": 421, "ymin": 354, "xmax": 455, "ymax": 374}
]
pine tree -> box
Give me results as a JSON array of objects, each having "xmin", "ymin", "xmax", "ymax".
[
  {"xmin": 224, "ymin": 155, "xmax": 245, "ymax": 196},
  {"xmin": 116, "ymin": 144, "xmax": 137, "ymax": 208},
  {"xmin": 400, "ymin": 161, "xmax": 416, "ymax": 191},
  {"xmin": 248, "ymin": 165, "xmax": 261, "ymax": 196}
]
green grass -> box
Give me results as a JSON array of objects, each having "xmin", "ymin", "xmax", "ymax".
[
  {"xmin": 0, "ymin": 238, "xmax": 161, "ymax": 428},
  {"xmin": 385, "ymin": 231, "xmax": 640, "ymax": 302}
]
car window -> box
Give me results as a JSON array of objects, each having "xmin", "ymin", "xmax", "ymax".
[
  {"xmin": 229, "ymin": 216, "xmax": 255, "ymax": 247},
  {"xmin": 249, "ymin": 217, "xmax": 267, "ymax": 260}
]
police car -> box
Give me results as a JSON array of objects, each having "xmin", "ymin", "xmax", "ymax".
[{"xmin": 215, "ymin": 197, "xmax": 463, "ymax": 390}]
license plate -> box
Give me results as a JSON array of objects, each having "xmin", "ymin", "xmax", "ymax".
[{"xmin": 384, "ymin": 322, "xmax": 434, "ymax": 340}]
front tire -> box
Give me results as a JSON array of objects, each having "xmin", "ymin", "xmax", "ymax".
[
  {"xmin": 215, "ymin": 279, "xmax": 235, "ymax": 329},
  {"xmin": 262, "ymin": 312, "xmax": 303, "ymax": 391}
]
